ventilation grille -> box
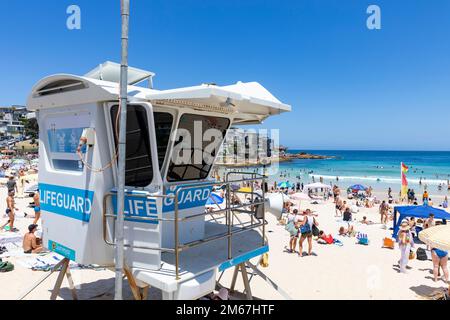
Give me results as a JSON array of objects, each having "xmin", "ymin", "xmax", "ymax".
[{"xmin": 35, "ymin": 79, "xmax": 86, "ymax": 97}]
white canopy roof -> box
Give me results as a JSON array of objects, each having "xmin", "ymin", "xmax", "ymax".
[
  {"xmin": 303, "ymin": 182, "xmax": 332, "ymax": 190},
  {"xmin": 27, "ymin": 63, "xmax": 291, "ymax": 125}
]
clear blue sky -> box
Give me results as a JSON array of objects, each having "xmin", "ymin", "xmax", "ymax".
[{"xmin": 1, "ymin": 0, "xmax": 450, "ymax": 151}]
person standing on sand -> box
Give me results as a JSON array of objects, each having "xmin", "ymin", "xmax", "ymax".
[
  {"xmin": 388, "ymin": 187, "xmax": 392, "ymax": 198},
  {"xmin": 6, "ymin": 175, "xmax": 18, "ymax": 194},
  {"xmin": 1, "ymin": 191, "xmax": 18, "ymax": 232},
  {"xmin": 18, "ymin": 169, "xmax": 26, "ymax": 198},
  {"xmin": 431, "ymin": 248, "xmax": 448, "ymax": 283},
  {"xmin": 286, "ymin": 209, "xmax": 301, "ymax": 253},
  {"xmin": 298, "ymin": 209, "xmax": 318, "ymax": 257},
  {"xmin": 397, "ymin": 221, "xmax": 414, "ymax": 273},
  {"xmin": 33, "ymin": 191, "xmax": 41, "ymax": 224},
  {"xmin": 423, "ymin": 190, "xmax": 429, "ymax": 203},
  {"xmin": 335, "ymin": 197, "xmax": 343, "ymax": 217},
  {"xmin": 379, "ymin": 200, "xmax": 388, "ymax": 225}
]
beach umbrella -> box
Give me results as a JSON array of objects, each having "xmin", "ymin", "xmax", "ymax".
[
  {"xmin": 10, "ymin": 164, "xmax": 24, "ymax": 171},
  {"xmin": 12, "ymin": 159, "xmax": 27, "ymax": 165},
  {"xmin": 206, "ymin": 193, "xmax": 224, "ymax": 206},
  {"xmin": 419, "ymin": 224, "xmax": 450, "ymax": 251},
  {"xmin": 290, "ymin": 192, "xmax": 311, "ymax": 201},
  {"xmin": 278, "ymin": 181, "xmax": 294, "ymax": 189},
  {"xmin": 348, "ymin": 184, "xmax": 367, "ymax": 191}
]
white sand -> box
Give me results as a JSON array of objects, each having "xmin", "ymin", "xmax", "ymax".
[{"xmin": 0, "ymin": 180, "xmax": 448, "ymax": 300}]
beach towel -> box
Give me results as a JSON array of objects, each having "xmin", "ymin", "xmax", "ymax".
[{"xmin": 0, "ymin": 260, "xmax": 14, "ymax": 272}]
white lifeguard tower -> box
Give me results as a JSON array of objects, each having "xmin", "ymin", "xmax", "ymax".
[{"xmin": 26, "ymin": 61, "xmax": 291, "ymax": 300}]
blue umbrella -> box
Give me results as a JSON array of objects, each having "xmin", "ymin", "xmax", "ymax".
[
  {"xmin": 279, "ymin": 181, "xmax": 294, "ymax": 189},
  {"xmin": 348, "ymin": 184, "xmax": 367, "ymax": 191},
  {"xmin": 206, "ymin": 193, "xmax": 224, "ymax": 205}
]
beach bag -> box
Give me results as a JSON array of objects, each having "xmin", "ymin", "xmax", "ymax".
[
  {"xmin": 357, "ymin": 233, "xmax": 369, "ymax": 245},
  {"xmin": 300, "ymin": 222, "xmax": 311, "ymax": 234},
  {"xmin": 312, "ymin": 224, "xmax": 320, "ymax": 237},
  {"xmin": 285, "ymin": 222, "xmax": 298, "ymax": 237},
  {"xmin": 260, "ymin": 253, "xmax": 269, "ymax": 268},
  {"xmin": 0, "ymin": 260, "xmax": 14, "ymax": 273},
  {"xmin": 416, "ymin": 247, "xmax": 428, "ymax": 261},
  {"xmin": 409, "ymin": 250, "xmax": 416, "ymax": 260},
  {"xmin": 382, "ymin": 237, "xmax": 395, "ymax": 249}
]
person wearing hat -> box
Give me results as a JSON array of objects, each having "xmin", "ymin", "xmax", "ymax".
[
  {"xmin": 397, "ymin": 221, "xmax": 414, "ymax": 273},
  {"xmin": 22, "ymin": 224, "xmax": 43, "ymax": 254}
]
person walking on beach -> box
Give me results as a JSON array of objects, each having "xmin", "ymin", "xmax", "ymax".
[
  {"xmin": 6, "ymin": 175, "xmax": 18, "ymax": 194},
  {"xmin": 379, "ymin": 200, "xmax": 389, "ymax": 225},
  {"xmin": 388, "ymin": 187, "xmax": 392, "ymax": 198},
  {"xmin": 2, "ymin": 191, "xmax": 18, "ymax": 232},
  {"xmin": 298, "ymin": 209, "xmax": 318, "ymax": 257},
  {"xmin": 397, "ymin": 221, "xmax": 414, "ymax": 273}
]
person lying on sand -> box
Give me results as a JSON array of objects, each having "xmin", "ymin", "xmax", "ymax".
[
  {"xmin": 360, "ymin": 216, "xmax": 375, "ymax": 225},
  {"xmin": 317, "ymin": 230, "xmax": 334, "ymax": 244}
]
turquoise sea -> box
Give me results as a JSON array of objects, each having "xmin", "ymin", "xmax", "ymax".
[{"xmin": 272, "ymin": 150, "xmax": 450, "ymax": 195}]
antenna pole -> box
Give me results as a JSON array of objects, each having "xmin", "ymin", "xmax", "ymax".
[{"xmin": 115, "ymin": 0, "xmax": 130, "ymax": 300}]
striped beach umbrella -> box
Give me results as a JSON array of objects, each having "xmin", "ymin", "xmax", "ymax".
[{"xmin": 419, "ymin": 224, "xmax": 450, "ymax": 251}]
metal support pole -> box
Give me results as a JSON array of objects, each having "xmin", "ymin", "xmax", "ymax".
[{"xmin": 115, "ymin": 0, "xmax": 130, "ymax": 301}]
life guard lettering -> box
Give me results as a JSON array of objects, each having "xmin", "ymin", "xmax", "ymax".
[
  {"xmin": 163, "ymin": 185, "xmax": 212, "ymax": 212},
  {"xmin": 111, "ymin": 193, "xmax": 158, "ymax": 224},
  {"xmin": 39, "ymin": 183, "xmax": 94, "ymax": 222}
]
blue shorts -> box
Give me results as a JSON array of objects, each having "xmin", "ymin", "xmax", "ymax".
[{"xmin": 34, "ymin": 206, "xmax": 41, "ymax": 212}]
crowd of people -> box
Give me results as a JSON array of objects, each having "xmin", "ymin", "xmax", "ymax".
[
  {"xmin": 279, "ymin": 182, "xmax": 449, "ymax": 294},
  {"xmin": 0, "ymin": 161, "xmax": 43, "ymax": 255}
]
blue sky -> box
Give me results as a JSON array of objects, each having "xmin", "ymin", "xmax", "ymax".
[{"xmin": 1, "ymin": 0, "xmax": 450, "ymax": 151}]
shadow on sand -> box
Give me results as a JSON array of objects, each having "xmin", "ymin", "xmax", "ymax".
[
  {"xmin": 409, "ymin": 284, "xmax": 447, "ymax": 300},
  {"xmin": 55, "ymin": 277, "xmax": 162, "ymax": 300}
]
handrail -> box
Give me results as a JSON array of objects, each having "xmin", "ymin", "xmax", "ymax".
[{"xmin": 102, "ymin": 172, "xmax": 268, "ymax": 280}]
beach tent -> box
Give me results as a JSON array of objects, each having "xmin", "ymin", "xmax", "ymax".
[
  {"xmin": 290, "ymin": 192, "xmax": 311, "ymax": 201},
  {"xmin": 393, "ymin": 205, "xmax": 450, "ymax": 239},
  {"xmin": 206, "ymin": 193, "xmax": 224, "ymax": 206},
  {"xmin": 303, "ymin": 182, "xmax": 331, "ymax": 190}
]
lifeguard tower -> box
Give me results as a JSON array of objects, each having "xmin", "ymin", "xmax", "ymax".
[{"xmin": 26, "ymin": 61, "xmax": 290, "ymax": 300}]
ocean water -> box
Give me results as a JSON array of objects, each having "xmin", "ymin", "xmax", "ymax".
[{"xmin": 272, "ymin": 150, "xmax": 450, "ymax": 195}]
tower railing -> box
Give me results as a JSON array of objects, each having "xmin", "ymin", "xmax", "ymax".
[{"xmin": 102, "ymin": 172, "xmax": 267, "ymax": 280}]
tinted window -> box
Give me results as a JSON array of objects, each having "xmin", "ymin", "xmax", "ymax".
[
  {"xmin": 167, "ymin": 114, "xmax": 230, "ymax": 182},
  {"xmin": 111, "ymin": 105, "xmax": 153, "ymax": 187},
  {"xmin": 154, "ymin": 112, "xmax": 173, "ymax": 169}
]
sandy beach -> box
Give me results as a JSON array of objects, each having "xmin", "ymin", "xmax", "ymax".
[{"xmin": 1, "ymin": 177, "xmax": 448, "ymax": 300}]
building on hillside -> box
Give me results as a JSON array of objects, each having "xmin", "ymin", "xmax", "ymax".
[{"xmin": 0, "ymin": 105, "xmax": 34, "ymax": 137}]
